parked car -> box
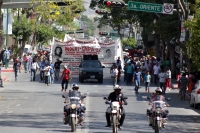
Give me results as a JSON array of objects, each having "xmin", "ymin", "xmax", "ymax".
[
  {"xmin": 79, "ymin": 57, "xmax": 105, "ymax": 83},
  {"xmin": 189, "ymin": 80, "xmax": 200, "ymax": 109}
]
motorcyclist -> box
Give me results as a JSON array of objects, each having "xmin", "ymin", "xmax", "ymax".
[
  {"xmin": 105, "ymin": 85, "xmax": 127, "ymax": 129},
  {"xmin": 147, "ymin": 88, "xmax": 169, "ymax": 126},
  {"xmin": 63, "ymin": 83, "xmax": 86, "ymax": 124}
]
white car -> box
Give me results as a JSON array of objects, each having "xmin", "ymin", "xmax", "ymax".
[{"xmin": 189, "ymin": 80, "xmax": 200, "ymax": 109}]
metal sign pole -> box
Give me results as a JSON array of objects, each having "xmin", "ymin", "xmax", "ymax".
[{"xmin": 5, "ymin": 8, "xmax": 9, "ymax": 69}]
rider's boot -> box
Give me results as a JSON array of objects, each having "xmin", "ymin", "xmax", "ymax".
[{"xmin": 105, "ymin": 113, "xmax": 111, "ymax": 127}]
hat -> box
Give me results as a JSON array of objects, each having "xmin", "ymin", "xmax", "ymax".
[{"xmin": 64, "ymin": 65, "xmax": 68, "ymax": 69}]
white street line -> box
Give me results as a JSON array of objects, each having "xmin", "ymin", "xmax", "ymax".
[{"xmin": 16, "ymin": 104, "xmax": 21, "ymax": 107}]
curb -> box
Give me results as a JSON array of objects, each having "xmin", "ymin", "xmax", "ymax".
[{"xmin": 2, "ymin": 69, "xmax": 13, "ymax": 72}]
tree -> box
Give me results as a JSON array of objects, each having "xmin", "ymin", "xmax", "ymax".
[
  {"xmin": 81, "ymin": 15, "xmax": 96, "ymax": 36},
  {"xmin": 184, "ymin": 2, "xmax": 200, "ymax": 71},
  {"xmin": 12, "ymin": 15, "xmax": 34, "ymax": 57},
  {"xmin": 0, "ymin": 0, "xmax": 5, "ymax": 51},
  {"xmin": 122, "ymin": 38, "xmax": 137, "ymax": 47}
]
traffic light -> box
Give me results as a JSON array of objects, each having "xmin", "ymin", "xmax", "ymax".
[
  {"xmin": 95, "ymin": 10, "xmax": 108, "ymax": 15},
  {"xmin": 99, "ymin": 32, "xmax": 108, "ymax": 36},
  {"xmin": 103, "ymin": 0, "xmax": 125, "ymax": 8}
]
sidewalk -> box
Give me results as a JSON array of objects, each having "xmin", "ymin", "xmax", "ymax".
[{"xmin": 1, "ymin": 64, "xmax": 14, "ymax": 82}]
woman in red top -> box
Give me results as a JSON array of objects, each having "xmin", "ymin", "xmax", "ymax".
[{"xmin": 61, "ymin": 65, "xmax": 71, "ymax": 91}]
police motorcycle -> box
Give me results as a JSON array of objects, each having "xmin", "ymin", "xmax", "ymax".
[
  {"xmin": 147, "ymin": 96, "xmax": 170, "ymax": 133},
  {"xmin": 104, "ymin": 94, "xmax": 127, "ymax": 133},
  {"xmin": 62, "ymin": 90, "xmax": 86, "ymax": 132}
]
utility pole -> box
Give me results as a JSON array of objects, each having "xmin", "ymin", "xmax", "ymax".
[{"xmin": 5, "ymin": 8, "xmax": 9, "ymax": 69}]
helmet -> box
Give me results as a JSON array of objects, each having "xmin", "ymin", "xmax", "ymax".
[
  {"xmin": 72, "ymin": 83, "xmax": 79, "ymax": 90},
  {"xmin": 155, "ymin": 88, "xmax": 162, "ymax": 93},
  {"xmin": 113, "ymin": 85, "xmax": 122, "ymax": 90}
]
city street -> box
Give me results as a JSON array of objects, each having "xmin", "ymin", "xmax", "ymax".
[{"xmin": 0, "ymin": 68, "xmax": 200, "ymax": 133}]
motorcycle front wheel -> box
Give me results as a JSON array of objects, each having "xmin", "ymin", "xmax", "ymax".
[
  {"xmin": 112, "ymin": 115, "xmax": 118, "ymax": 133},
  {"xmin": 71, "ymin": 117, "xmax": 76, "ymax": 132},
  {"xmin": 154, "ymin": 120, "xmax": 159, "ymax": 133}
]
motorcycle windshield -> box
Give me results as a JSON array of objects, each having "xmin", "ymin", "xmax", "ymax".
[
  {"xmin": 69, "ymin": 97, "xmax": 81, "ymax": 104},
  {"xmin": 152, "ymin": 101, "xmax": 165, "ymax": 110}
]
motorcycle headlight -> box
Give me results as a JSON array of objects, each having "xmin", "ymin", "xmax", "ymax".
[
  {"xmin": 71, "ymin": 104, "xmax": 76, "ymax": 109},
  {"xmin": 156, "ymin": 108, "xmax": 161, "ymax": 113},
  {"xmin": 112, "ymin": 106, "xmax": 118, "ymax": 110}
]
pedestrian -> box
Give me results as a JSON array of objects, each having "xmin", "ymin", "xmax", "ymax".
[
  {"xmin": 61, "ymin": 65, "xmax": 71, "ymax": 91},
  {"xmin": 50, "ymin": 62, "xmax": 55, "ymax": 84},
  {"xmin": 158, "ymin": 69, "xmax": 167, "ymax": 94},
  {"xmin": 116, "ymin": 57, "xmax": 122, "ymax": 67},
  {"xmin": 54, "ymin": 58, "xmax": 62, "ymax": 80},
  {"xmin": 40, "ymin": 59, "xmax": 46, "ymax": 82},
  {"xmin": 3, "ymin": 49, "xmax": 10, "ymax": 68},
  {"xmin": 44, "ymin": 63, "xmax": 52, "ymax": 86},
  {"xmin": 27, "ymin": 53, "xmax": 33, "ymax": 73},
  {"xmin": 18, "ymin": 56, "xmax": 23, "ymax": 73},
  {"xmin": 111, "ymin": 65, "xmax": 118, "ymax": 87},
  {"xmin": 166, "ymin": 67, "xmax": 171, "ymax": 90},
  {"xmin": 180, "ymin": 73, "xmax": 188, "ymax": 101},
  {"xmin": 144, "ymin": 71, "xmax": 151, "ymax": 92},
  {"xmin": 23, "ymin": 54, "xmax": 28, "ymax": 73},
  {"xmin": 153, "ymin": 63, "xmax": 160, "ymax": 85},
  {"xmin": 126, "ymin": 62, "xmax": 134, "ymax": 85},
  {"xmin": 13, "ymin": 59, "xmax": 20, "ymax": 81},
  {"xmin": 30, "ymin": 59, "xmax": 40, "ymax": 81},
  {"xmin": 132, "ymin": 68, "xmax": 143, "ymax": 93},
  {"xmin": 123, "ymin": 63, "xmax": 128, "ymax": 82}
]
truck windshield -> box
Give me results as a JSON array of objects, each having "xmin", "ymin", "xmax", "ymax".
[{"xmin": 82, "ymin": 61, "xmax": 101, "ymax": 68}]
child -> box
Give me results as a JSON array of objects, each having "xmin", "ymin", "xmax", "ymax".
[{"xmin": 144, "ymin": 71, "xmax": 151, "ymax": 92}]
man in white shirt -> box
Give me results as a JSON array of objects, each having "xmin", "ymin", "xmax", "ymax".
[
  {"xmin": 111, "ymin": 65, "xmax": 118, "ymax": 87},
  {"xmin": 158, "ymin": 69, "xmax": 167, "ymax": 94},
  {"xmin": 44, "ymin": 63, "xmax": 52, "ymax": 86},
  {"xmin": 166, "ymin": 67, "xmax": 171, "ymax": 90},
  {"xmin": 153, "ymin": 63, "xmax": 161, "ymax": 85}
]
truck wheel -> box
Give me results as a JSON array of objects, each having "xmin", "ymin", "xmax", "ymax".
[{"xmin": 98, "ymin": 78, "xmax": 103, "ymax": 83}]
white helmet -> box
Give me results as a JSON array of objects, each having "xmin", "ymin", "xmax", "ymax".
[
  {"xmin": 113, "ymin": 85, "xmax": 122, "ymax": 90},
  {"xmin": 155, "ymin": 87, "xmax": 162, "ymax": 93}
]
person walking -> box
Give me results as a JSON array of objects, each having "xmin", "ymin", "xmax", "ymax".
[
  {"xmin": 61, "ymin": 65, "xmax": 71, "ymax": 91},
  {"xmin": 132, "ymin": 68, "xmax": 143, "ymax": 93},
  {"xmin": 18, "ymin": 56, "xmax": 23, "ymax": 73},
  {"xmin": 50, "ymin": 62, "xmax": 55, "ymax": 84},
  {"xmin": 54, "ymin": 58, "xmax": 62, "ymax": 80},
  {"xmin": 144, "ymin": 71, "xmax": 151, "ymax": 92},
  {"xmin": 40, "ymin": 59, "xmax": 46, "ymax": 82},
  {"xmin": 13, "ymin": 59, "xmax": 20, "ymax": 81},
  {"xmin": 158, "ymin": 69, "xmax": 167, "ymax": 94},
  {"xmin": 166, "ymin": 67, "xmax": 171, "ymax": 90},
  {"xmin": 23, "ymin": 54, "xmax": 28, "ymax": 73},
  {"xmin": 44, "ymin": 63, "xmax": 52, "ymax": 86},
  {"xmin": 179, "ymin": 73, "xmax": 188, "ymax": 101},
  {"xmin": 30, "ymin": 59, "xmax": 40, "ymax": 81},
  {"xmin": 111, "ymin": 65, "xmax": 118, "ymax": 87},
  {"xmin": 153, "ymin": 63, "xmax": 160, "ymax": 85}
]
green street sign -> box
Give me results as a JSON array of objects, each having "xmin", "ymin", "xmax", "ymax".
[{"xmin": 128, "ymin": 1, "xmax": 163, "ymax": 13}]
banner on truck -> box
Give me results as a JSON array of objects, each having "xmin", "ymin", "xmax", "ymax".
[{"xmin": 52, "ymin": 37, "xmax": 101, "ymax": 74}]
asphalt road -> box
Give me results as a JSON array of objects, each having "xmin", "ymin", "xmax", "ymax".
[{"xmin": 0, "ymin": 68, "xmax": 200, "ymax": 133}]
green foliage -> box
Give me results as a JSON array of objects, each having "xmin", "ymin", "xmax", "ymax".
[
  {"xmin": 12, "ymin": 15, "xmax": 34, "ymax": 41},
  {"xmin": 81, "ymin": 15, "xmax": 96, "ymax": 36},
  {"xmin": 122, "ymin": 38, "xmax": 137, "ymax": 47},
  {"xmin": 185, "ymin": 3, "xmax": 200, "ymax": 69},
  {"xmin": 154, "ymin": 12, "xmax": 179, "ymax": 41},
  {"xmin": 36, "ymin": 23, "xmax": 55, "ymax": 43}
]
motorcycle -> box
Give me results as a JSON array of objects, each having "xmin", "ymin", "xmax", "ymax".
[
  {"xmin": 104, "ymin": 94, "xmax": 127, "ymax": 133},
  {"xmin": 147, "ymin": 97, "xmax": 170, "ymax": 133},
  {"xmin": 62, "ymin": 93, "xmax": 86, "ymax": 132}
]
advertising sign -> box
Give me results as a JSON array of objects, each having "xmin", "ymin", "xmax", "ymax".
[{"xmin": 52, "ymin": 38, "xmax": 101, "ymax": 75}]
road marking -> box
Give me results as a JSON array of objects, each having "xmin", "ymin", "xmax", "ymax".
[
  {"xmin": 106, "ymin": 85, "xmax": 113, "ymax": 88},
  {"xmin": 16, "ymin": 104, "xmax": 21, "ymax": 107},
  {"xmin": 7, "ymin": 111, "xmax": 12, "ymax": 113}
]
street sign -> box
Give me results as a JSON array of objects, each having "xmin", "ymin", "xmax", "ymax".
[
  {"xmin": 163, "ymin": 3, "xmax": 174, "ymax": 14},
  {"xmin": 128, "ymin": 1, "xmax": 174, "ymax": 14},
  {"xmin": 128, "ymin": 1, "xmax": 163, "ymax": 13}
]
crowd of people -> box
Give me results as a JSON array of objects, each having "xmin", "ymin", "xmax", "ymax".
[{"xmin": 10, "ymin": 50, "xmax": 72, "ymax": 91}]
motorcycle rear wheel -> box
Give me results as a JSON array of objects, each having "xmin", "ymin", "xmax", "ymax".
[
  {"xmin": 112, "ymin": 115, "xmax": 118, "ymax": 133},
  {"xmin": 71, "ymin": 117, "xmax": 76, "ymax": 132}
]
